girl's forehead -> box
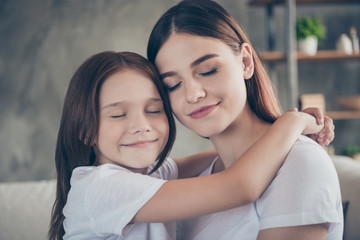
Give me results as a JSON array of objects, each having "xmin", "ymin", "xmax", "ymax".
[{"xmin": 99, "ymin": 69, "xmax": 161, "ymax": 106}]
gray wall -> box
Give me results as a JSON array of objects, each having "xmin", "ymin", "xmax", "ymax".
[{"xmin": 0, "ymin": 0, "xmax": 359, "ymax": 182}]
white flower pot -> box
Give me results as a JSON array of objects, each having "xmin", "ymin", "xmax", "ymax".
[
  {"xmin": 297, "ymin": 35, "xmax": 318, "ymax": 56},
  {"xmin": 336, "ymin": 34, "xmax": 353, "ymax": 54}
]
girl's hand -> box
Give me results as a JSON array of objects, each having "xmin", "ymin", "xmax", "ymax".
[
  {"xmin": 292, "ymin": 107, "xmax": 335, "ymax": 147},
  {"xmin": 309, "ymin": 115, "xmax": 334, "ymax": 147}
]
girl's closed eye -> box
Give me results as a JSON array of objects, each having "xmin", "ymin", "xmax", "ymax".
[
  {"xmin": 146, "ymin": 105, "xmax": 164, "ymax": 114},
  {"xmin": 147, "ymin": 110, "xmax": 161, "ymax": 114},
  {"xmin": 110, "ymin": 113, "xmax": 126, "ymax": 118}
]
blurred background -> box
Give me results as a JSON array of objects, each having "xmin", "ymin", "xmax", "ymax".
[{"xmin": 0, "ymin": 0, "xmax": 359, "ymax": 182}]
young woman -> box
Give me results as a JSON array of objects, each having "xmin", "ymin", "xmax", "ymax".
[
  {"xmin": 49, "ymin": 51, "xmax": 331, "ymax": 240},
  {"xmin": 147, "ymin": 0, "xmax": 342, "ymax": 239}
]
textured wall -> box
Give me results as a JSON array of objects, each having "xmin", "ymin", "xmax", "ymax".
[
  {"xmin": 0, "ymin": 0, "xmax": 359, "ymax": 182},
  {"xmin": 0, "ymin": 0, "xmax": 182, "ymax": 182}
]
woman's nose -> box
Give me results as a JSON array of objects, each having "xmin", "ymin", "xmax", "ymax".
[
  {"xmin": 184, "ymin": 79, "xmax": 206, "ymax": 103},
  {"xmin": 128, "ymin": 113, "xmax": 152, "ymax": 134}
]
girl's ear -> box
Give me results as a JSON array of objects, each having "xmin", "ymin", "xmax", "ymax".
[
  {"xmin": 82, "ymin": 134, "xmax": 95, "ymax": 146},
  {"xmin": 90, "ymin": 137, "xmax": 97, "ymax": 147},
  {"xmin": 240, "ymin": 43, "xmax": 254, "ymax": 80}
]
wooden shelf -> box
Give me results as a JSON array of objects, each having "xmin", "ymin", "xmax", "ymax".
[
  {"xmin": 249, "ymin": 0, "xmax": 360, "ymax": 6},
  {"xmin": 250, "ymin": 0, "xmax": 360, "ymax": 121},
  {"xmin": 260, "ymin": 50, "xmax": 360, "ymax": 63},
  {"xmin": 326, "ymin": 111, "xmax": 360, "ymax": 120}
]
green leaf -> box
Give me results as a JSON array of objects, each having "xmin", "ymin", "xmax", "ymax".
[{"xmin": 296, "ymin": 16, "xmax": 326, "ymax": 40}]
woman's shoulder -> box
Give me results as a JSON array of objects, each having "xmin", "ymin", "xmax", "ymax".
[
  {"xmin": 289, "ymin": 135, "xmax": 330, "ymax": 160},
  {"xmin": 263, "ymin": 136, "xmax": 341, "ymax": 200},
  {"xmin": 282, "ymin": 135, "xmax": 337, "ymax": 175}
]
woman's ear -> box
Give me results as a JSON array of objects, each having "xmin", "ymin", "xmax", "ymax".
[{"xmin": 240, "ymin": 43, "xmax": 254, "ymax": 79}]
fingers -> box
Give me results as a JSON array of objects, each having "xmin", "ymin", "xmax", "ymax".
[
  {"xmin": 301, "ymin": 107, "xmax": 324, "ymax": 125},
  {"xmin": 316, "ymin": 116, "xmax": 335, "ymax": 146}
]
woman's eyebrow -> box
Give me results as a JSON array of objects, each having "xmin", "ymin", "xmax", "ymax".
[
  {"xmin": 160, "ymin": 54, "xmax": 219, "ymax": 80},
  {"xmin": 160, "ymin": 71, "xmax": 176, "ymax": 80},
  {"xmin": 190, "ymin": 54, "xmax": 219, "ymax": 68}
]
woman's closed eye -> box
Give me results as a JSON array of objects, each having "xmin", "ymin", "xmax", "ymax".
[
  {"xmin": 167, "ymin": 81, "xmax": 182, "ymax": 92},
  {"xmin": 199, "ymin": 68, "xmax": 217, "ymax": 76}
]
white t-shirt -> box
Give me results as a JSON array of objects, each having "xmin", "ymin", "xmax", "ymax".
[
  {"xmin": 63, "ymin": 158, "xmax": 178, "ymax": 240},
  {"xmin": 179, "ymin": 136, "xmax": 343, "ymax": 240}
]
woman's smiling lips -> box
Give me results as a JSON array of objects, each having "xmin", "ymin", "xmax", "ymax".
[
  {"xmin": 122, "ymin": 139, "xmax": 158, "ymax": 148},
  {"xmin": 189, "ymin": 103, "xmax": 220, "ymax": 119}
]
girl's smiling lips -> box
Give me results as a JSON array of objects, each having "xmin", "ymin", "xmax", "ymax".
[
  {"xmin": 122, "ymin": 139, "xmax": 158, "ymax": 148},
  {"xmin": 189, "ymin": 103, "xmax": 220, "ymax": 119}
]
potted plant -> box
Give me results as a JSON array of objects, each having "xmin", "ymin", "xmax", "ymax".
[
  {"xmin": 342, "ymin": 146, "xmax": 360, "ymax": 161},
  {"xmin": 296, "ymin": 16, "xmax": 326, "ymax": 55}
]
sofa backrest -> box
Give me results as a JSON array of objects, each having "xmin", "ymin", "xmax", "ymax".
[{"xmin": 0, "ymin": 179, "xmax": 56, "ymax": 240}]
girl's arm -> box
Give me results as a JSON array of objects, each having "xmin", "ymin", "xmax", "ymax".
[
  {"xmin": 133, "ymin": 111, "xmax": 322, "ymax": 223},
  {"xmin": 301, "ymin": 107, "xmax": 334, "ymax": 146},
  {"xmin": 173, "ymin": 149, "xmax": 218, "ymax": 179},
  {"xmin": 175, "ymin": 107, "xmax": 333, "ymax": 180},
  {"xmin": 173, "ymin": 107, "xmax": 334, "ymax": 178}
]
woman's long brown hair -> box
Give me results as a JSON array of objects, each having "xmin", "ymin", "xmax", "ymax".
[
  {"xmin": 49, "ymin": 51, "xmax": 176, "ymax": 239},
  {"xmin": 147, "ymin": 0, "xmax": 283, "ymax": 123}
]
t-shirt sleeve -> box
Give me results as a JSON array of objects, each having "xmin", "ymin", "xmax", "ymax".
[
  {"xmin": 153, "ymin": 157, "xmax": 179, "ymax": 180},
  {"xmin": 84, "ymin": 164, "xmax": 166, "ymax": 236},
  {"xmin": 257, "ymin": 137, "xmax": 343, "ymax": 232}
]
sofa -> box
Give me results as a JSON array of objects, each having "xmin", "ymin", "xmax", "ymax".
[{"xmin": 0, "ymin": 155, "xmax": 359, "ymax": 240}]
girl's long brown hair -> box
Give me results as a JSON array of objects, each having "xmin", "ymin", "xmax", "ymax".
[
  {"xmin": 147, "ymin": 0, "xmax": 282, "ymax": 123},
  {"xmin": 49, "ymin": 51, "xmax": 176, "ymax": 239}
]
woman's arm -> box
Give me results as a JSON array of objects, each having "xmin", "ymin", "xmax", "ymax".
[
  {"xmin": 133, "ymin": 111, "xmax": 322, "ymax": 222},
  {"xmin": 173, "ymin": 149, "xmax": 218, "ymax": 179}
]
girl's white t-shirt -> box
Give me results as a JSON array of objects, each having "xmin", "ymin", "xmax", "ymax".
[
  {"xmin": 179, "ymin": 136, "xmax": 343, "ymax": 240},
  {"xmin": 63, "ymin": 158, "xmax": 178, "ymax": 240}
]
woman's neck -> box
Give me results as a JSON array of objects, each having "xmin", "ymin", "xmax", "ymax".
[{"xmin": 210, "ymin": 104, "xmax": 272, "ymax": 169}]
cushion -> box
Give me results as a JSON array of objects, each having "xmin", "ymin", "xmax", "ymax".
[{"xmin": 0, "ymin": 179, "xmax": 56, "ymax": 240}]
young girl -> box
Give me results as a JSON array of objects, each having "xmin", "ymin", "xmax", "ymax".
[
  {"xmin": 49, "ymin": 51, "xmax": 331, "ymax": 240},
  {"xmin": 147, "ymin": 0, "xmax": 342, "ymax": 239}
]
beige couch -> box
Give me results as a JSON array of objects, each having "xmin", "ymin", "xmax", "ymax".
[
  {"xmin": 332, "ymin": 155, "xmax": 360, "ymax": 240},
  {"xmin": 0, "ymin": 155, "xmax": 359, "ymax": 240},
  {"xmin": 0, "ymin": 179, "xmax": 56, "ymax": 240}
]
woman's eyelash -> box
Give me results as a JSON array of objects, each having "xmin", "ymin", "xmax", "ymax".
[
  {"xmin": 166, "ymin": 68, "xmax": 217, "ymax": 92},
  {"xmin": 168, "ymin": 81, "xmax": 182, "ymax": 92},
  {"xmin": 200, "ymin": 68, "xmax": 217, "ymax": 76}
]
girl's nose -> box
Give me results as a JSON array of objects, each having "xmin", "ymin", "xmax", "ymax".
[
  {"xmin": 128, "ymin": 114, "xmax": 152, "ymax": 134},
  {"xmin": 184, "ymin": 79, "xmax": 206, "ymax": 104}
]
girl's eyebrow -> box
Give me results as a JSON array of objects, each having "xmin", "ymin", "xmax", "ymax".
[
  {"xmin": 148, "ymin": 98, "xmax": 163, "ymax": 103},
  {"xmin": 160, "ymin": 54, "xmax": 219, "ymax": 80},
  {"xmin": 102, "ymin": 98, "xmax": 163, "ymax": 110},
  {"xmin": 101, "ymin": 101, "xmax": 125, "ymax": 110}
]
